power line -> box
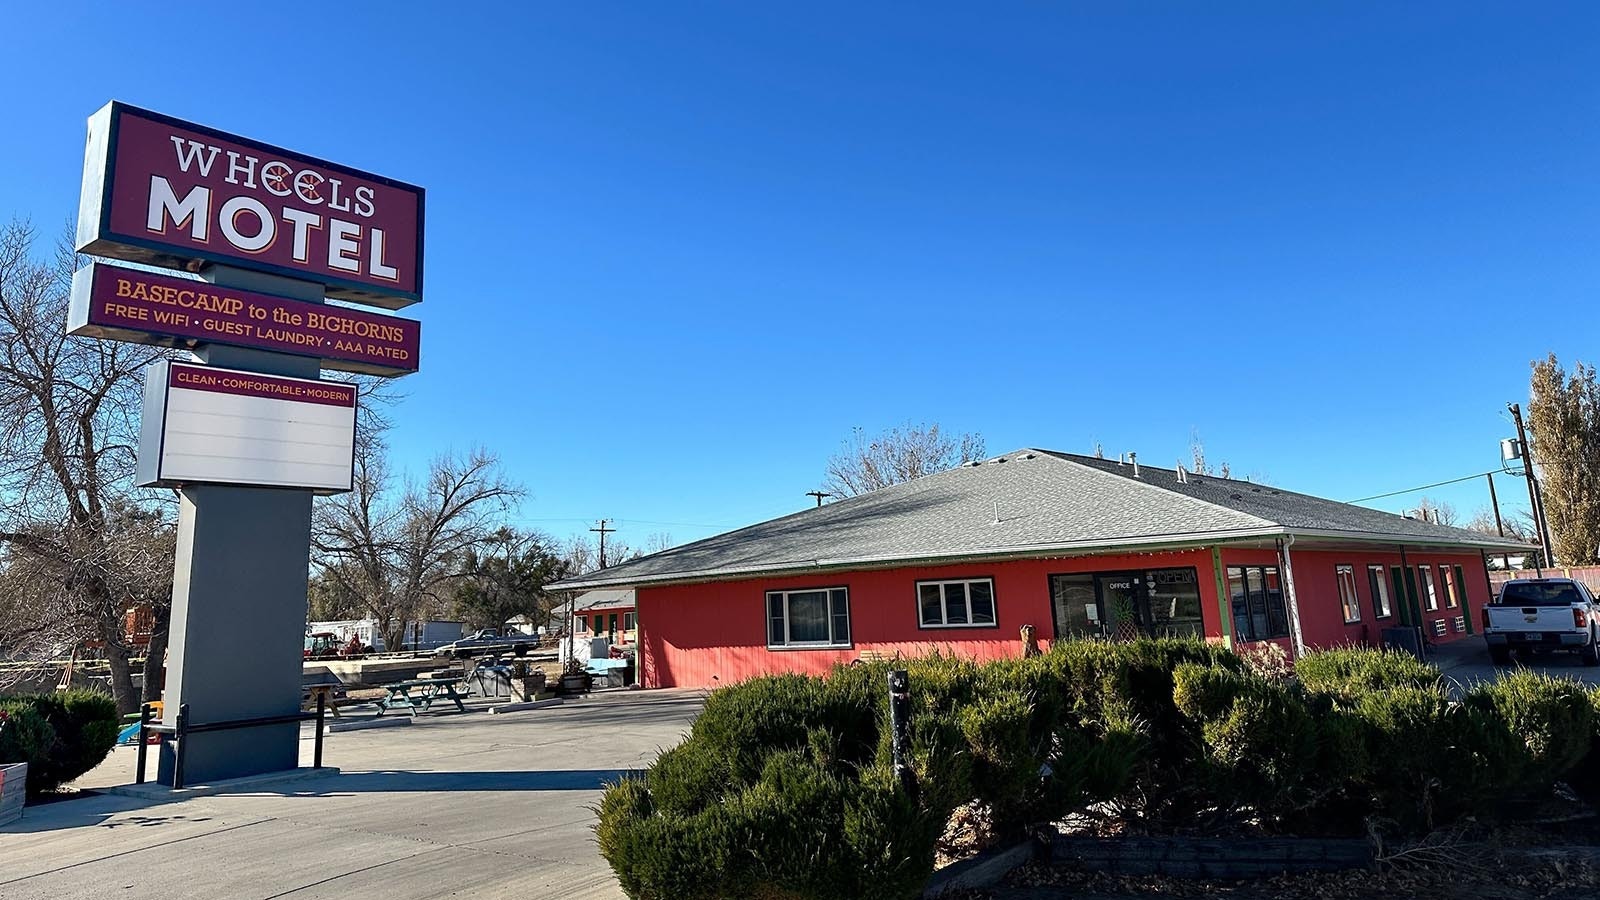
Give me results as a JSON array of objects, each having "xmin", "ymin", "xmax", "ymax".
[{"xmin": 1345, "ymin": 469, "xmax": 1500, "ymax": 504}]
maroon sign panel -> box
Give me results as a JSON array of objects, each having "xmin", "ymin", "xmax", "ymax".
[
  {"xmin": 69, "ymin": 262, "xmax": 420, "ymax": 376},
  {"xmin": 76, "ymin": 102, "xmax": 424, "ymax": 309},
  {"xmin": 169, "ymin": 364, "xmax": 358, "ymax": 408}
]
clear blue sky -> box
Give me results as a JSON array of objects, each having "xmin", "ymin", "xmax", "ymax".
[{"xmin": 5, "ymin": 3, "xmax": 1597, "ymax": 545}]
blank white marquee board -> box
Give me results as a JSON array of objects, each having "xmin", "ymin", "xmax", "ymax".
[{"xmin": 137, "ymin": 360, "xmax": 357, "ymax": 493}]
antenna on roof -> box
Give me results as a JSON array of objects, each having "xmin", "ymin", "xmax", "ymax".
[
  {"xmin": 1093, "ymin": 441, "xmax": 1104, "ymax": 459},
  {"xmin": 1129, "ymin": 452, "xmax": 1139, "ymax": 478},
  {"xmin": 1176, "ymin": 462, "xmax": 1188, "ymax": 484},
  {"xmin": 992, "ymin": 500, "xmax": 1001, "ymax": 526}
]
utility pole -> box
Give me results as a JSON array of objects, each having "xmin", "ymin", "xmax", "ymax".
[
  {"xmin": 1486, "ymin": 473, "xmax": 1511, "ymax": 570},
  {"xmin": 805, "ymin": 491, "xmax": 833, "ymax": 508},
  {"xmin": 590, "ymin": 519, "xmax": 615, "ymax": 569},
  {"xmin": 1508, "ymin": 402, "xmax": 1555, "ymax": 569}
]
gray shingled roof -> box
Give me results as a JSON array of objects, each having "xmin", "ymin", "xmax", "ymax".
[
  {"xmin": 571, "ymin": 588, "xmax": 635, "ymax": 612},
  {"xmin": 551, "ymin": 448, "xmax": 1530, "ymax": 590}
]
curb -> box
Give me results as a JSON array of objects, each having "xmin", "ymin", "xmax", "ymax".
[
  {"xmin": 327, "ymin": 716, "xmax": 413, "ymax": 733},
  {"xmin": 102, "ymin": 766, "xmax": 342, "ymax": 800},
  {"xmin": 488, "ymin": 698, "xmax": 565, "ymax": 714}
]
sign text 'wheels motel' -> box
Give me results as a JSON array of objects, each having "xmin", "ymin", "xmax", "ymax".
[{"xmin": 71, "ymin": 100, "xmax": 425, "ymax": 493}]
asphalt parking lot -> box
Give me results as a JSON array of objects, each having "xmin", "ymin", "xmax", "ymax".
[
  {"xmin": 1433, "ymin": 634, "xmax": 1600, "ymax": 690},
  {"xmin": 0, "ymin": 688, "xmax": 704, "ymax": 900}
]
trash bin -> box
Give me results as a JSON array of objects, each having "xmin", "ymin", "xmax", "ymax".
[{"xmin": 1381, "ymin": 626, "xmax": 1425, "ymax": 660}]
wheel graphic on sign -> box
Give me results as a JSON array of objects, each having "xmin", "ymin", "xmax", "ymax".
[
  {"xmin": 295, "ymin": 171, "xmax": 323, "ymax": 202},
  {"xmin": 262, "ymin": 163, "xmax": 292, "ymax": 194}
]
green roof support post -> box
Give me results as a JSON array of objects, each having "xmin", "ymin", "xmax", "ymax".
[
  {"xmin": 1401, "ymin": 556, "xmax": 1424, "ymax": 626},
  {"xmin": 1211, "ymin": 546, "xmax": 1233, "ymax": 649},
  {"xmin": 1390, "ymin": 565, "xmax": 1412, "ymax": 627}
]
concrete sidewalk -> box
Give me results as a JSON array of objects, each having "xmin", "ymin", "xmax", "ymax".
[{"xmin": 0, "ymin": 688, "xmax": 703, "ymax": 900}]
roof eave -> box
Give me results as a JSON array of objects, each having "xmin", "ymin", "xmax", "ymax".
[
  {"xmin": 546, "ymin": 526, "xmax": 1294, "ymax": 591},
  {"xmin": 1280, "ymin": 527, "xmax": 1536, "ymax": 553},
  {"xmin": 549, "ymin": 525, "xmax": 1535, "ymax": 592}
]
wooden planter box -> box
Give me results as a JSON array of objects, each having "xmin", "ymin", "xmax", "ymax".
[
  {"xmin": 516, "ymin": 672, "xmax": 548, "ymax": 701},
  {"xmin": 0, "ymin": 762, "xmax": 26, "ymax": 826}
]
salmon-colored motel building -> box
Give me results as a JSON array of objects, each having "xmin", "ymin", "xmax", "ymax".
[{"xmin": 552, "ymin": 450, "xmax": 1528, "ymax": 689}]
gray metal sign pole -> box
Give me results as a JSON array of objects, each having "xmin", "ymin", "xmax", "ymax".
[{"xmin": 157, "ymin": 266, "xmax": 324, "ymax": 785}]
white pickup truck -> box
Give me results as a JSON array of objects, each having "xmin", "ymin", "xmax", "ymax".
[{"xmin": 1483, "ymin": 577, "xmax": 1600, "ymax": 666}]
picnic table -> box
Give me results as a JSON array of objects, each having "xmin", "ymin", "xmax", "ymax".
[
  {"xmin": 375, "ymin": 677, "xmax": 469, "ymax": 716},
  {"xmin": 303, "ymin": 683, "xmax": 343, "ymax": 718}
]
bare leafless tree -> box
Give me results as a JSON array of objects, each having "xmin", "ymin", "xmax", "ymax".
[
  {"xmin": 1189, "ymin": 430, "xmax": 1233, "ymax": 479},
  {"xmin": 1411, "ymin": 496, "xmax": 1459, "ymax": 527},
  {"xmin": 312, "ymin": 439, "xmax": 521, "ymax": 649},
  {"xmin": 822, "ymin": 422, "xmax": 986, "ymax": 498},
  {"xmin": 0, "ymin": 220, "xmax": 176, "ymax": 713}
]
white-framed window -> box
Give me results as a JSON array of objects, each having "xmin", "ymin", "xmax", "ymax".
[
  {"xmin": 1419, "ymin": 565, "xmax": 1439, "ymax": 611},
  {"xmin": 917, "ymin": 578, "xmax": 998, "ymax": 628},
  {"xmin": 1367, "ymin": 565, "xmax": 1393, "ymax": 619},
  {"xmin": 1336, "ymin": 565, "xmax": 1361, "ymax": 623},
  {"xmin": 766, "ymin": 587, "xmax": 851, "ymax": 648},
  {"xmin": 623, "ymin": 612, "xmax": 637, "ymax": 632}
]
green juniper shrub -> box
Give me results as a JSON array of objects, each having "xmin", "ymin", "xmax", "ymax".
[
  {"xmin": 1172, "ymin": 663, "xmax": 1319, "ymax": 829},
  {"xmin": 1575, "ymin": 686, "xmax": 1600, "ymax": 807},
  {"xmin": 0, "ymin": 700, "xmax": 57, "ymax": 795},
  {"xmin": 643, "ymin": 738, "xmax": 733, "ymax": 817},
  {"xmin": 24, "ymin": 689, "xmax": 120, "ymax": 792},
  {"xmin": 956, "ymin": 689, "xmax": 1039, "ymax": 838},
  {"xmin": 688, "ymin": 671, "xmax": 879, "ymax": 788},
  {"xmin": 1048, "ymin": 638, "xmax": 1241, "ymax": 822},
  {"xmin": 1352, "ymin": 683, "xmax": 1512, "ymax": 830},
  {"xmin": 1295, "ymin": 646, "xmax": 1442, "ymax": 703},
  {"xmin": 596, "ymin": 775, "xmax": 738, "ymax": 900},
  {"xmin": 1462, "ymin": 670, "xmax": 1594, "ymax": 798},
  {"xmin": 1044, "ymin": 715, "xmax": 1142, "ymax": 817},
  {"xmin": 600, "ymin": 637, "xmax": 1600, "ymax": 898},
  {"xmin": 600, "ymin": 751, "xmax": 943, "ymax": 900}
]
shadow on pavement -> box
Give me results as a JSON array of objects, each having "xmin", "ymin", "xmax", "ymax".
[
  {"xmin": 0, "ymin": 792, "xmax": 168, "ymax": 834},
  {"xmin": 263, "ymin": 768, "xmax": 641, "ymax": 795}
]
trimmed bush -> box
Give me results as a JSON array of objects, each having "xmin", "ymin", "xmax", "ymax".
[
  {"xmin": 1462, "ymin": 671, "xmax": 1594, "ymax": 797},
  {"xmin": 0, "ymin": 701, "xmax": 57, "ymax": 794},
  {"xmin": 0, "ymin": 690, "xmax": 118, "ymax": 796},
  {"xmin": 1295, "ymin": 646, "xmax": 1441, "ymax": 702},
  {"xmin": 1574, "ymin": 687, "xmax": 1600, "ymax": 807},
  {"xmin": 26, "ymin": 689, "xmax": 120, "ymax": 792},
  {"xmin": 599, "ymin": 638, "xmax": 1600, "ymax": 897},
  {"xmin": 1173, "ymin": 664, "xmax": 1318, "ymax": 828}
]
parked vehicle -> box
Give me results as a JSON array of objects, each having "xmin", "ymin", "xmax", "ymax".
[
  {"xmin": 1483, "ymin": 577, "xmax": 1600, "ymax": 666},
  {"xmin": 434, "ymin": 628, "xmax": 533, "ymax": 659},
  {"xmin": 304, "ymin": 632, "xmax": 341, "ymax": 660}
]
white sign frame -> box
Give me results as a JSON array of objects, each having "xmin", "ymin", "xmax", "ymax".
[{"xmin": 137, "ymin": 360, "xmax": 357, "ymax": 494}]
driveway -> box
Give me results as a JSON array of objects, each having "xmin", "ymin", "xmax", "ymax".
[
  {"xmin": 0, "ymin": 688, "xmax": 703, "ymax": 900},
  {"xmin": 1432, "ymin": 637, "xmax": 1600, "ymax": 691}
]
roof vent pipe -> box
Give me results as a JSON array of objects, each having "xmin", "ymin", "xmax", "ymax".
[{"xmin": 1129, "ymin": 452, "xmax": 1139, "ymax": 478}]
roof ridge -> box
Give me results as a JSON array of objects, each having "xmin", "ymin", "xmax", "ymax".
[
  {"xmin": 1041, "ymin": 452, "xmax": 1281, "ymax": 531},
  {"xmin": 1044, "ymin": 449, "xmax": 1503, "ymax": 540}
]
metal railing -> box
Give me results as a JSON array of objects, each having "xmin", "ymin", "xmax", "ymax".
[{"xmin": 135, "ymin": 694, "xmax": 328, "ymax": 790}]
